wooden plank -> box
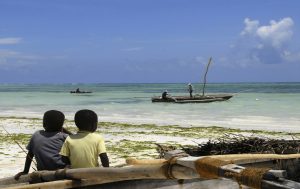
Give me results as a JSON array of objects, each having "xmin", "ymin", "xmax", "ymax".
[
  {"xmin": 173, "ymin": 154, "xmax": 300, "ymax": 169},
  {"xmin": 0, "ymin": 164, "xmax": 199, "ymax": 188},
  {"xmin": 1, "ymin": 179, "xmax": 125, "ymax": 189},
  {"xmin": 126, "ymin": 158, "xmax": 167, "ymax": 165},
  {"xmin": 65, "ymin": 165, "xmax": 198, "ymax": 180},
  {"xmin": 2, "ymin": 153, "xmax": 300, "ymax": 189},
  {"xmin": 125, "ymin": 154, "xmax": 300, "ymax": 189}
]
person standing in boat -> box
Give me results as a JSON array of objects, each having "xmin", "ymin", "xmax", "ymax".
[
  {"xmin": 188, "ymin": 83, "xmax": 193, "ymax": 98},
  {"xmin": 60, "ymin": 109, "xmax": 109, "ymax": 168},
  {"xmin": 15, "ymin": 110, "xmax": 71, "ymax": 180}
]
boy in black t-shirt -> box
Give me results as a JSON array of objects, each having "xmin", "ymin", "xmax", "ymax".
[{"xmin": 15, "ymin": 110, "xmax": 71, "ymax": 179}]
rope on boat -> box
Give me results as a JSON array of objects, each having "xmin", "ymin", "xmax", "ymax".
[
  {"xmin": 195, "ymin": 157, "xmax": 271, "ymax": 189},
  {"xmin": 163, "ymin": 153, "xmax": 189, "ymax": 179},
  {"xmin": 28, "ymin": 168, "xmax": 68, "ymax": 184},
  {"xmin": 54, "ymin": 168, "xmax": 67, "ymax": 180},
  {"xmin": 195, "ymin": 157, "xmax": 229, "ymax": 179},
  {"xmin": 29, "ymin": 172, "xmax": 43, "ymax": 183},
  {"xmin": 227, "ymin": 167, "xmax": 271, "ymax": 189},
  {"xmin": 163, "ymin": 157, "xmax": 178, "ymax": 179}
]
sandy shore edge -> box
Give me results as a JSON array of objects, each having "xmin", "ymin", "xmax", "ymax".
[{"xmin": 0, "ymin": 117, "xmax": 298, "ymax": 179}]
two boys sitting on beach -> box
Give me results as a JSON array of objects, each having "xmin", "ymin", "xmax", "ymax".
[{"xmin": 15, "ymin": 109, "xmax": 109, "ymax": 179}]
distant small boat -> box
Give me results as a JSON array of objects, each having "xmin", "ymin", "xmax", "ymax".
[
  {"xmin": 70, "ymin": 91, "xmax": 92, "ymax": 94},
  {"xmin": 152, "ymin": 94, "xmax": 233, "ymax": 103}
]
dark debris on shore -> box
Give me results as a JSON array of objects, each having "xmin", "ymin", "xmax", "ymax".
[{"xmin": 156, "ymin": 134, "xmax": 300, "ymax": 157}]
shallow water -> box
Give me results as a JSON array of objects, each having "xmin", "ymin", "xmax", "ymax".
[{"xmin": 0, "ymin": 83, "xmax": 299, "ymax": 132}]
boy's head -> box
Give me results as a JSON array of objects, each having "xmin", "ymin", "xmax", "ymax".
[
  {"xmin": 75, "ymin": 109, "xmax": 98, "ymax": 132},
  {"xmin": 43, "ymin": 110, "xmax": 65, "ymax": 132}
]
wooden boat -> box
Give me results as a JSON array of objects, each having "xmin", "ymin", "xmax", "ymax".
[
  {"xmin": 151, "ymin": 58, "xmax": 233, "ymax": 104},
  {"xmin": 70, "ymin": 91, "xmax": 92, "ymax": 94},
  {"xmin": 1, "ymin": 151, "xmax": 300, "ymax": 189},
  {"xmin": 151, "ymin": 94, "xmax": 233, "ymax": 103}
]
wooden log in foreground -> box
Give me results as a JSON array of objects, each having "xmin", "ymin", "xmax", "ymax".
[
  {"xmin": 126, "ymin": 157, "xmax": 167, "ymax": 165},
  {"xmin": 2, "ymin": 153, "xmax": 300, "ymax": 189},
  {"xmin": 1, "ymin": 179, "xmax": 122, "ymax": 189},
  {"xmin": 0, "ymin": 164, "xmax": 198, "ymax": 189},
  {"xmin": 127, "ymin": 153, "xmax": 300, "ymax": 166},
  {"xmin": 66, "ymin": 164, "xmax": 198, "ymax": 180}
]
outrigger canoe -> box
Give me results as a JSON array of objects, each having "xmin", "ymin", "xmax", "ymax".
[
  {"xmin": 151, "ymin": 94, "xmax": 233, "ymax": 103},
  {"xmin": 70, "ymin": 91, "xmax": 92, "ymax": 94},
  {"xmin": 1, "ymin": 151, "xmax": 300, "ymax": 189},
  {"xmin": 151, "ymin": 58, "xmax": 234, "ymax": 104}
]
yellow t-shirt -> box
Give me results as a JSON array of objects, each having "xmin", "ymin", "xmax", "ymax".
[{"xmin": 60, "ymin": 131, "xmax": 106, "ymax": 168}]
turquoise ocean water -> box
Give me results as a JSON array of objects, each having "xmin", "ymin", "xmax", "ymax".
[{"xmin": 0, "ymin": 83, "xmax": 299, "ymax": 132}]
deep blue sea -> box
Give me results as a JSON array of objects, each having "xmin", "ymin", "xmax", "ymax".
[{"xmin": 0, "ymin": 83, "xmax": 299, "ymax": 132}]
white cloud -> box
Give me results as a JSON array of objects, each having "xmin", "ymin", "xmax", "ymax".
[
  {"xmin": 228, "ymin": 17, "xmax": 300, "ymax": 66},
  {"xmin": 0, "ymin": 49, "xmax": 42, "ymax": 67},
  {"xmin": 0, "ymin": 37, "xmax": 22, "ymax": 45},
  {"xmin": 241, "ymin": 18, "xmax": 259, "ymax": 35},
  {"xmin": 241, "ymin": 17, "xmax": 293, "ymax": 48},
  {"xmin": 0, "ymin": 49, "xmax": 19, "ymax": 57},
  {"xmin": 256, "ymin": 17, "xmax": 293, "ymax": 48},
  {"xmin": 0, "ymin": 50, "xmax": 19, "ymax": 65},
  {"xmin": 281, "ymin": 50, "xmax": 300, "ymax": 62},
  {"xmin": 0, "ymin": 49, "xmax": 42, "ymax": 60}
]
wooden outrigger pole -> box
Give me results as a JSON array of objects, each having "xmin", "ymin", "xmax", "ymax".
[{"xmin": 202, "ymin": 57, "xmax": 212, "ymax": 96}]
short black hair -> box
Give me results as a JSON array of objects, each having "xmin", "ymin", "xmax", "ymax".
[
  {"xmin": 43, "ymin": 110, "xmax": 65, "ymax": 132},
  {"xmin": 74, "ymin": 109, "xmax": 98, "ymax": 132}
]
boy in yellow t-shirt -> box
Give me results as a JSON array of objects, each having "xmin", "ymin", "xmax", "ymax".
[{"xmin": 60, "ymin": 109, "xmax": 109, "ymax": 168}]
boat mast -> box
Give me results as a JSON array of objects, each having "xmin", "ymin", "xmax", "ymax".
[{"xmin": 202, "ymin": 57, "xmax": 212, "ymax": 96}]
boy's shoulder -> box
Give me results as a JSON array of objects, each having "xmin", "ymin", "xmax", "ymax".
[
  {"xmin": 89, "ymin": 132, "xmax": 103, "ymax": 137},
  {"xmin": 31, "ymin": 130, "xmax": 44, "ymax": 136},
  {"xmin": 90, "ymin": 132, "xmax": 105, "ymax": 143},
  {"xmin": 69, "ymin": 131, "xmax": 103, "ymax": 140},
  {"xmin": 32, "ymin": 130, "xmax": 68, "ymax": 139}
]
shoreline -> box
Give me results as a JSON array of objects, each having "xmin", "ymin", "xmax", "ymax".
[
  {"xmin": 1, "ymin": 115, "xmax": 300, "ymax": 133},
  {"xmin": 1, "ymin": 116, "xmax": 300, "ymax": 179}
]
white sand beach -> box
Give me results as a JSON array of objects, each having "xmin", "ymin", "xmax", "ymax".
[
  {"xmin": 0, "ymin": 117, "xmax": 207, "ymax": 178},
  {"xmin": 0, "ymin": 116, "xmax": 298, "ymax": 180}
]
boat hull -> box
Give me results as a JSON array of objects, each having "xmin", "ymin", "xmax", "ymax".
[
  {"xmin": 151, "ymin": 94, "xmax": 233, "ymax": 103},
  {"xmin": 85, "ymin": 178, "xmax": 239, "ymax": 189},
  {"xmin": 70, "ymin": 91, "xmax": 92, "ymax": 94}
]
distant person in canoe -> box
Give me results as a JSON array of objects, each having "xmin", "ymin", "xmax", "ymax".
[
  {"xmin": 60, "ymin": 109, "xmax": 109, "ymax": 168},
  {"xmin": 161, "ymin": 90, "xmax": 177, "ymax": 102},
  {"xmin": 15, "ymin": 110, "xmax": 71, "ymax": 180},
  {"xmin": 161, "ymin": 90, "xmax": 169, "ymax": 100},
  {"xmin": 70, "ymin": 88, "xmax": 92, "ymax": 93},
  {"xmin": 188, "ymin": 83, "xmax": 193, "ymax": 98}
]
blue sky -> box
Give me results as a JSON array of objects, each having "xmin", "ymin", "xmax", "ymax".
[{"xmin": 0, "ymin": 0, "xmax": 300, "ymax": 83}]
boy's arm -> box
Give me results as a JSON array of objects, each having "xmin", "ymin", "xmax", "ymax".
[
  {"xmin": 23, "ymin": 151, "xmax": 34, "ymax": 173},
  {"xmin": 60, "ymin": 138, "xmax": 71, "ymax": 168},
  {"xmin": 14, "ymin": 150, "xmax": 34, "ymax": 180},
  {"xmin": 99, "ymin": 153, "xmax": 109, "ymax": 167},
  {"xmin": 61, "ymin": 155, "xmax": 71, "ymax": 167}
]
